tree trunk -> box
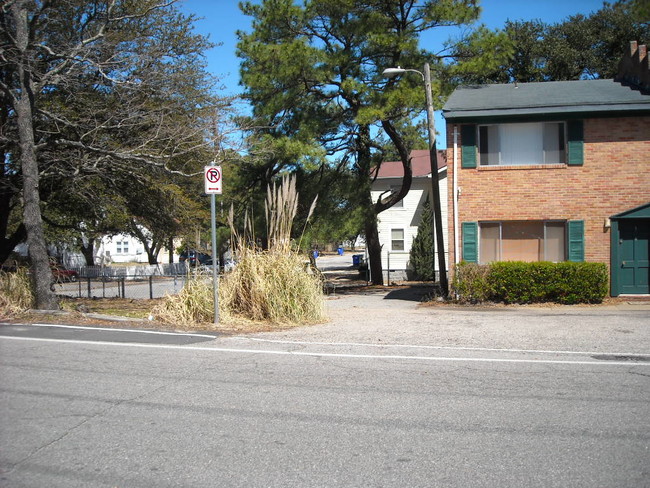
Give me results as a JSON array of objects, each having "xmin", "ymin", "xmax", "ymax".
[
  {"xmin": 12, "ymin": 3, "xmax": 57, "ymax": 309},
  {"xmin": 147, "ymin": 242, "xmax": 160, "ymax": 265},
  {"xmin": 364, "ymin": 217, "xmax": 383, "ymax": 285},
  {"xmin": 80, "ymin": 240, "xmax": 96, "ymax": 266},
  {"xmin": 355, "ymin": 125, "xmax": 384, "ymax": 286}
]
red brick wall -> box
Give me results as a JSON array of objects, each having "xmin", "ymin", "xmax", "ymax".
[{"xmin": 446, "ymin": 116, "xmax": 650, "ymax": 276}]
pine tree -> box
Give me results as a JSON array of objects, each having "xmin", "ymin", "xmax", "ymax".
[
  {"xmin": 237, "ymin": 0, "xmax": 511, "ymax": 285},
  {"xmin": 409, "ymin": 197, "xmax": 434, "ymax": 281}
]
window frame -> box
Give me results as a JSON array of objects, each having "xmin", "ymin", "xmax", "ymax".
[
  {"xmin": 478, "ymin": 220, "xmax": 567, "ymax": 264},
  {"xmin": 477, "ymin": 121, "xmax": 567, "ymax": 166},
  {"xmin": 389, "ymin": 185, "xmax": 404, "ymax": 209},
  {"xmin": 391, "ymin": 228, "xmax": 405, "ymax": 251}
]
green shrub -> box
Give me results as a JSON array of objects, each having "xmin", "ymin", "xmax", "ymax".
[
  {"xmin": 451, "ymin": 262, "xmax": 492, "ymax": 303},
  {"xmin": 409, "ymin": 197, "xmax": 434, "ymax": 280},
  {"xmin": 550, "ymin": 262, "xmax": 609, "ymax": 304},
  {"xmin": 452, "ymin": 261, "xmax": 608, "ymax": 305},
  {"xmin": 489, "ymin": 261, "xmax": 608, "ymax": 304}
]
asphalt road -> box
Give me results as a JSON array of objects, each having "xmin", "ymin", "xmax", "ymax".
[{"xmin": 1, "ymin": 323, "xmax": 649, "ymax": 488}]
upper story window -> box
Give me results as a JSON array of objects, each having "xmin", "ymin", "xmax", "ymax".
[
  {"xmin": 390, "ymin": 185, "xmax": 404, "ymax": 208},
  {"xmin": 478, "ymin": 122, "xmax": 566, "ymax": 166}
]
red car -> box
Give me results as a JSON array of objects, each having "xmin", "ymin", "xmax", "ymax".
[{"xmin": 51, "ymin": 265, "xmax": 79, "ymax": 283}]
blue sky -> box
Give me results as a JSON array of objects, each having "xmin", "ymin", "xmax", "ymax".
[
  {"xmin": 181, "ymin": 0, "xmax": 606, "ymax": 96},
  {"xmin": 179, "ymin": 0, "xmax": 606, "ymax": 146}
]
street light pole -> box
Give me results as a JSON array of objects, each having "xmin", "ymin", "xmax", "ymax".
[
  {"xmin": 382, "ymin": 64, "xmax": 448, "ymax": 297},
  {"xmin": 423, "ymin": 63, "xmax": 448, "ymax": 297}
]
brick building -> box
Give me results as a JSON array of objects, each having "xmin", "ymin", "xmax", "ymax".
[{"xmin": 442, "ymin": 41, "xmax": 650, "ymax": 295}]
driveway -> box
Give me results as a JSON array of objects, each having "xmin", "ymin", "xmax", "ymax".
[{"xmin": 300, "ymin": 252, "xmax": 650, "ymax": 354}]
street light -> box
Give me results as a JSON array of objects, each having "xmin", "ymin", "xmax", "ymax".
[{"xmin": 382, "ymin": 63, "xmax": 448, "ymax": 297}]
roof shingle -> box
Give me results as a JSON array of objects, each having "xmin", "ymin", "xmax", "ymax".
[{"xmin": 443, "ymin": 79, "xmax": 650, "ymax": 121}]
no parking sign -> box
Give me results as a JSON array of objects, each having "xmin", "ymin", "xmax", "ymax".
[{"xmin": 204, "ymin": 165, "xmax": 222, "ymax": 194}]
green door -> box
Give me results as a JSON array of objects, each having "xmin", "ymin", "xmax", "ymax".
[{"xmin": 618, "ymin": 220, "xmax": 649, "ymax": 294}]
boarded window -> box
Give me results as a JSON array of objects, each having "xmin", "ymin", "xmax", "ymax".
[
  {"xmin": 479, "ymin": 223, "xmax": 500, "ymax": 263},
  {"xmin": 479, "ymin": 221, "xmax": 567, "ymax": 263}
]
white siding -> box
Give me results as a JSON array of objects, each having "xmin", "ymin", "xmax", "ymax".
[
  {"xmin": 98, "ymin": 234, "xmax": 149, "ymax": 263},
  {"xmin": 96, "ymin": 233, "xmax": 180, "ymax": 264},
  {"xmin": 371, "ymin": 171, "xmax": 448, "ymax": 280}
]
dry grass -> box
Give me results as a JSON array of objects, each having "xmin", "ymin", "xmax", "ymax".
[
  {"xmin": 150, "ymin": 273, "xmax": 214, "ymax": 325},
  {"xmin": 0, "ymin": 268, "xmax": 35, "ymax": 318},
  {"xmin": 149, "ymin": 174, "xmax": 325, "ymax": 329},
  {"xmin": 220, "ymin": 247, "xmax": 326, "ymax": 325}
]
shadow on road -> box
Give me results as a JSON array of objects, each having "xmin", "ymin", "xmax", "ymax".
[{"xmin": 383, "ymin": 286, "xmax": 437, "ymax": 302}]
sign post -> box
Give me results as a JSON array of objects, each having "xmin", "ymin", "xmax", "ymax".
[{"xmin": 204, "ymin": 164, "xmax": 222, "ymax": 324}]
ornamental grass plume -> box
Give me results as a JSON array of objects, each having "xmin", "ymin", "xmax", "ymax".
[
  {"xmin": 152, "ymin": 174, "xmax": 325, "ymax": 327},
  {"xmin": 221, "ymin": 174, "xmax": 325, "ymax": 324},
  {"xmin": 150, "ymin": 270, "xmax": 214, "ymax": 325},
  {"xmin": 219, "ymin": 245, "xmax": 325, "ymax": 324}
]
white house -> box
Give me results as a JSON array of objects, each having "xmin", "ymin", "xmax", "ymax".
[
  {"xmin": 371, "ymin": 149, "xmax": 448, "ymax": 282},
  {"xmin": 96, "ymin": 233, "xmax": 180, "ymax": 264},
  {"xmin": 96, "ymin": 233, "xmax": 149, "ymax": 264}
]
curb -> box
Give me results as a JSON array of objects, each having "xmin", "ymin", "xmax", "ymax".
[{"xmin": 27, "ymin": 309, "xmax": 147, "ymax": 323}]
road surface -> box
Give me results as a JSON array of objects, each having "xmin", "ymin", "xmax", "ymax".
[{"xmin": 1, "ymin": 322, "xmax": 649, "ymax": 487}]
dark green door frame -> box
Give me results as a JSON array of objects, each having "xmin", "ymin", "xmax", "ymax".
[{"xmin": 611, "ymin": 205, "xmax": 650, "ymax": 296}]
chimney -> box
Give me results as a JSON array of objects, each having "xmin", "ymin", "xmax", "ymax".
[{"xmin": 616, "ymin": 40, "xmax": 650, "ymax": 91}]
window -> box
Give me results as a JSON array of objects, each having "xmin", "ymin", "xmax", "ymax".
[
  {"xmin": 478, "ymin": 122, "xmax": 565, "ymax": 166},
  {"xmin": 390, "ymin": 186, "xmax": 403, "ymax": 208},
  {"xmin": 116, "ymin": 241, "xmax": 129, "ymax": 254},
  {"xmin": 478, "ymin": 221, "xmax": 566, "ymax": 264},
  {"xmin": 391, "ymin": 229, "xmax": 405, "ymax": 251}
]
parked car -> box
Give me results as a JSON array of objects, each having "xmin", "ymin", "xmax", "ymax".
[
  {"xmin": 51, "ymin": 265, "xmax": 79, "ymax": 283},
  {"xmin": 179, "ymin": 250, "xmax": 213, "ymax": 266}
]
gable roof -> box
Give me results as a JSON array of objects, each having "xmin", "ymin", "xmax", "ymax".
[
  {"xmin": 373, "ymin": 149, "xmax": 447, "ymax": 179},
  {"xmin": 611, "ymin": 202, "xmax": 650, "ymax": 219},
  {"xmin": 443, "ymin": 79, "xmax": 650, "ymax": 122}
]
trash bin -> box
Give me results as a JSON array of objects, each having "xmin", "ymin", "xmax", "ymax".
[
  {"xmin": 337, "ymin": 247, "xmax": 344, "ymax": 256},
  {"xmin": 352, "ymin": 254, "xmax": 362, "ymax": 267}
]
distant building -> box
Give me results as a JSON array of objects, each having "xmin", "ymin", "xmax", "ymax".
[{"xmin": 371, "ymin": 149, "xmax": 448, "ymax": 282}]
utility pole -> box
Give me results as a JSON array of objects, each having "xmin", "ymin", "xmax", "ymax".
[
  {"xmin": 381, "ymin": 63, "xmax": 449, "ymax": 297},
  {"xmin": 423, "ymin": 63, "xmax": 448, "ymax": 297}
]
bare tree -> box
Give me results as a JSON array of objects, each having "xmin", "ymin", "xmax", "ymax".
[{"xmin": 0, "ymin": 0, "xmax": 221, "ymax": 308}]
